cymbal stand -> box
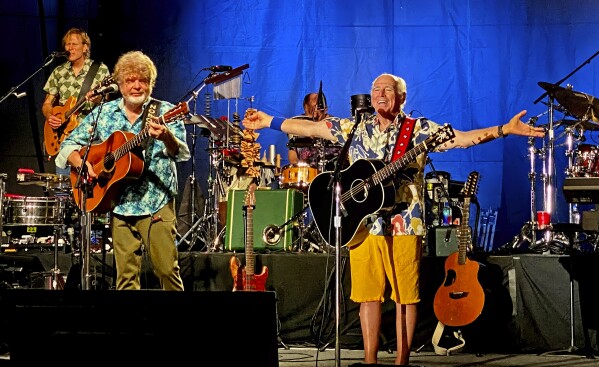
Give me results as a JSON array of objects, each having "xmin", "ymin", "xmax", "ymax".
[
  {"xmin": 178, "ymin": 137, "xmax": 226, "ymax": 252},
  {"xmin": 47, "ymin": 195, "xmax": 68, "ymax": 290}
]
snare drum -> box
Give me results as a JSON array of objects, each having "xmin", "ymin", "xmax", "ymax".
[
  {"xmin": 573, "ymin": 144, "xmax": 599, "ymax": 177},
  {"xmin": 3, "ymin": 195, "xmax": 67, "ymax": 226},
  {"xmin": 279, "ymin": 163, "xmax": 318, "ymax": 190}
]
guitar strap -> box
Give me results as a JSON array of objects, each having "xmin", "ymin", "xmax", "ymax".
[
  {"xmin": 77, "ymin": 61, "xmax": 101, "ymax": 103},
  {"xmin": 390, "ymin": 115, "xmax": 417, "ymax": 162},
  {"xmin": 431, "ymin": 321, "xmax": 466, "ymax": 356}
]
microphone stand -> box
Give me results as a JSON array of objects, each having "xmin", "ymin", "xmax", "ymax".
[
  {"xmin": 326, "ymin": 112, "xmax": 364, "ymax": 367},
  {"xmin": 0, "ymin": 53, "xmax": 59, "ymax": 105},
  {"xmin": 74, "ymin": 99, "xmax": 105, "ymax": 290}
]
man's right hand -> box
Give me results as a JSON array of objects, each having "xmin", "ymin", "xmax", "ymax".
[{"xmin": 242, "ymin": 109, "xmax": 273, "ymax": 131}]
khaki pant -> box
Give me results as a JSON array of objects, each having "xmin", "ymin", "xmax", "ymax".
[{"xmin": 111, "ymin": 202, "xmax": 184, "ymax": 291}]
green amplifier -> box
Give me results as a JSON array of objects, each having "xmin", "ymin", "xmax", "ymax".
[{"xmin": 225, "ymin": 188, "xmax": 305, "ymax": 252}]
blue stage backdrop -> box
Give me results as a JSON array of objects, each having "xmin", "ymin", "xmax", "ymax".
[{"xmin": 1, "ymin": 0, "xmax": 598, "ymax": 250}]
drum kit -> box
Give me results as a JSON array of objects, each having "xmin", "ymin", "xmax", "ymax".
[{"xmin": 509, "ymin": 80, "xmax": 599, "ymax": 254}]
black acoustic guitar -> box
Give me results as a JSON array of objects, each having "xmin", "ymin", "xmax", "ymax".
[{"xmin": 308, "ymin": 124, "xmax": 456, "ymax": 247}]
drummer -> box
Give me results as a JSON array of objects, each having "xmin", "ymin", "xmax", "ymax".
[{"xmin": 288, "ymin": 92, "xmax": 335, "ymax": 167}]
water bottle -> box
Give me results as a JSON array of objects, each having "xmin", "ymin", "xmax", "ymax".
[{"xmin": 442, "ymin": 202, "xmax": 452, "ymax": 226}]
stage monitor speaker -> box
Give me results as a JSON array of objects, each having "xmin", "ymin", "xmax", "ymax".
[
  {"xmin": 427, "ymin": 225, "xmax": 459, "ymax": 256},
  {"xmin": 563, "ymin": 177, "xmax": 599, "ymax": 203},
  {"xmin": 225, "ymin": 188, "xmax": 304, "ymax": 252},
  {"xmin": 0, "ymin": 289, "xmax": 279, "ymax": 367}
]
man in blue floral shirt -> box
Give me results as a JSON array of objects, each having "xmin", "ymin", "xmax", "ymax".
[
  {"xmin": 243, "ymin": 73, "xmax": 545, "ymax": 365},
  {"xmin": 58, "ymin": 51, "xmax": 190, "ymax": 291}
]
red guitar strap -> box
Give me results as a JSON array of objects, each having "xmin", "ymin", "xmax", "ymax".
[{"xmin": 391, "ymin": 116, "xmax": 417, "ymax": 162}]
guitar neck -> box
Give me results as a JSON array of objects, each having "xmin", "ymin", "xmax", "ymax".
[
  {"xmin": 65, "ymin": 97, "xmax": 90, "ymax": 121},
  {"xmin": 112, "ymin": 125, "xmax": 151, "ymax": 161},
  {"xmin": 371, "ymin": 142, "xmax": 428, "ymax": 186},
  {"xmin": 245, "ymin": 206, "xmax": 255, "ymax": 276},
  {"xmin": 458, "ymin": 197, "xmax": 471, "ymax": 264}
]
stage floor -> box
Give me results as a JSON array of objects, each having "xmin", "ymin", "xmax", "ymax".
[
  {"xmin": 1, "ymin": 250, "xmax": 599, "ymax": 362},
  {"xmin": 3, "ymin": 346, "xmax": 597, "ymax": 367},
  {"xmin": 277, "ymin": 347, "xmax": 599, "ymax": 366}
]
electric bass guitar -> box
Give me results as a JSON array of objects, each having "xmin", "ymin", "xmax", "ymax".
[
  {"xmin": 308, "ymin": 124, "xmax": 456, "ymax": 247},
  {"xmin": 230, "ymin": 182, "xmax": 269, "ymax": 291},
  {"xmin": 44, "ymin": 76, "xmax": 115, "ymax": 157},
  {"xmin": 70, "ymin": 101, "xmax": 189, "ymax": 213},
  {"xmin": 433, "ymin": 171, "xmax": 485, "ymax": 327}
]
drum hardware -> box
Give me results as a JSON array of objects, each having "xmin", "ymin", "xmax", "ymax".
[
  {"xmin": 179, "ymin": 69, "xmax": 251, "ymax": 252},
  {"xmin": 262, "ymin": 204, "xmax": 308, "ymax": 246},
  {"xmin": 532, "ymin": 52, "xmax": 599, "ymax": 356}
]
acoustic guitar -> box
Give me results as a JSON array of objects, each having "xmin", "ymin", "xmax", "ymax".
[
  {"xmin": 308, "ymin": 124, "xmax": 456, "ymax": 247},
  {"xmin": 230, "ymin": 182, "xmax": 269, "ymax": 291},
  {"xmin": 44, "ymin": 76, "xmax": 115, "ymax": 157},
  {"xmin": 433, "ymin": 171, "xmax": 485, "ymax": 327},
  {"xmin": 70, "ymin": 101, "xmax": 189, "ymax": 213}
]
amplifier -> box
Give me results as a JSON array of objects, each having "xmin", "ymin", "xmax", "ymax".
[
  {"xmin": 563, "ymin": 177, "xmax": 599, "ymax": 203},
  {"xmin": 225, "ymin": 189, "xmax": 304, "ymax": 252},
  {"xmin": 427, "ymin": 225, "xmax": 459, "ymax": 257}
]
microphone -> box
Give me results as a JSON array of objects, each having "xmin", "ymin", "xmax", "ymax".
[
  {"xmin": 317, "ymin": 80, "xmax": 327, "ymax": 111},
  {"xmin": 205, "ymin": 65, "xmax": 232, "ymax": 72},
  {"xmin": 51, "ymin": 51, "xmax": 70, "ymax": 58},
  {"xmin": 90, "ymin": 83, "xmax": 119, "ymax": 97}
]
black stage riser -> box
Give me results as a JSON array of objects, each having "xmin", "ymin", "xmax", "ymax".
[{"xmin": 0, "ymin": 289, "xmax": 279, "ymax": 367}]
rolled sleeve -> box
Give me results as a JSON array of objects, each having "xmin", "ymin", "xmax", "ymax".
[{"xmin": 56, "ymin": 143, "xmax": 81, "ymax": 169}]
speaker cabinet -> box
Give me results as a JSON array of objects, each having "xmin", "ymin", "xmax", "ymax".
[
  {"xmin": 0, "ymin": 289, "xmax": 279, "ymax": 367},
  {"xmin": 427, "ymin": 225, "xmax": 459, "ymax": 256},
  {"xmin": 225, "ymin": 188, "xmax": 304, "ymax": 252}
]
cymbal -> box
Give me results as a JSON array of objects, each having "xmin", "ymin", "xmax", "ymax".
[
  {"xmin": 16, "ymin": 172, "xmax": 69, "ymax": 188},
  {"xmin": 553, "ymin": 89, "xmax": 599, "ymax": 123},
  {"xmin": 185, "ymin": 115, "xmax": 243, "ymax": 140},
  {"xmin": 538, "ymin": 82, "xmax": 599, "ymax": 122},
  {"xmin": 555, "ymin": 119, "xmax": 599, "ymax": 131}
]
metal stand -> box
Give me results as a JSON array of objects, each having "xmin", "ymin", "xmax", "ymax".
[{"xmin": 178, "ymin": 137, "xmax": 227, "ymax": 251}]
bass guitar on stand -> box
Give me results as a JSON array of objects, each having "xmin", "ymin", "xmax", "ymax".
[{"xmin": 230, "ymin": 182, "xmax": 269, "ymax": 291}]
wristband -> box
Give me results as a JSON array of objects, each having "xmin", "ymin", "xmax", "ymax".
[
  {"xmin": 270, "ymin": 117, "xmax": 285, "ymax": 131},
  {"xmin": 497, "ymin": 124, "xmax": 505, "ymax": 138}
]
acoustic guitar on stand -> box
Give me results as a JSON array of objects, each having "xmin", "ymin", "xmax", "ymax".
[
  {"xmin": 433, "ymin": 171, "xmax": 485, "ymax": 327},
  {"xmin": 70, "ymin": 101, "xmax": 189, "ymax": 214},
  {"xmin": 44, "ymin": 76, "xmax": 115, "ymax": 157},
  {"xmin": 230, "ymin": 182, "xmax": 269, "ymax": 291}
]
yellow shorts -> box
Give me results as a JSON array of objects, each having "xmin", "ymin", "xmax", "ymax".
[{"xmin": 349, "ymin": 234, "xmax": 422, "ymax": 304}]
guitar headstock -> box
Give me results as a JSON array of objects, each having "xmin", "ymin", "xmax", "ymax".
[
  {"xmin": 100, "ymin": 75, "xmax": 115, "ymax": 87},
  {"xmin": 244, "ymin": 182, "xmax": 257, "ymax": 208},
  {"xmin": 426, "ymin": 124, "xmax": 456, "ymax": 150},
  {"xmin": 162, "ymin": 102, "xmax": 190, "ymax": 124},
  {"xmin": 463, "ymin": 171, "xmax": 480, "ymax": 199}
]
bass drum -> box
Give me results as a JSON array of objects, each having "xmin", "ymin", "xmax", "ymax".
[{"xmin": 572, "ymin": 144, "xmax": 599, "ymax": 177}]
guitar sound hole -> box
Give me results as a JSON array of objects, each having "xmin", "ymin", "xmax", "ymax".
[{"xmin": 349, "ymin": 179, "xmax": 368, "ymax": 203}]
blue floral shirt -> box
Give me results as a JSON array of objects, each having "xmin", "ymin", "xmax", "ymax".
[
  {"xmin": 328, "ymin": 114, "xmax": 441, "ymax": 236},
  {"xmin": 57, "ymin": 98, "xmax": 190, "ymax": 216}
]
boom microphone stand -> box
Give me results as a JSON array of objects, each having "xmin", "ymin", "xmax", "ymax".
[
  {"xmin": 73, "ymin": 99, "xmax": 106, "ymax": 290},
  {"xmin": 325, "ymin": 110, "xmax": 364, "ymax": 367}
]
